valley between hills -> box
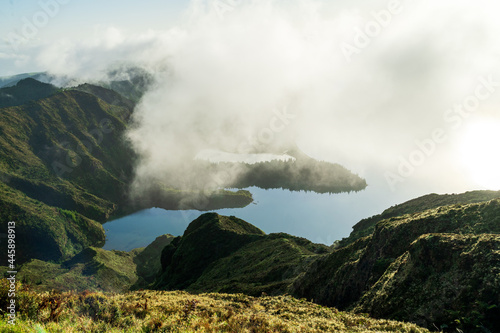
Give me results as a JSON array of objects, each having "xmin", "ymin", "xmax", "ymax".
[{"xmin": 0, "ymin": 77, "xmax": 499, "ymax": 332}]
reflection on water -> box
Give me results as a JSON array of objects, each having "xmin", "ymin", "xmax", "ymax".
[
  {"xmin": 103, "ymin": 171, "xmax": 432, "ymax": 251},
  {"xmin": 103, "ymin": 208, "xmax": 196, "ymax": 251}
]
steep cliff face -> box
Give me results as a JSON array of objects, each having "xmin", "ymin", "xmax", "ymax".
[
  {"xmin": 354, "ymin": 233, "xmax": 500, "ymax": 331},
  {"xmin": 293, "ymin": 198, "xmax": 500, "ymax": 332}
]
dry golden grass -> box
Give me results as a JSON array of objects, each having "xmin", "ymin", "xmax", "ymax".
[{"xmin": 0, "ymin": 283, "xmax": 429, "ymax": 333}]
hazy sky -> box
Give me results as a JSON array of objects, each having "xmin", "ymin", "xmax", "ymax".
[
  {"xmin": 2, "ymin": 0, "xmax": 500, "ymax": 195},
  {"xmin": 0, "ymin": 0, "xmax": 187, "ymax": 74}
]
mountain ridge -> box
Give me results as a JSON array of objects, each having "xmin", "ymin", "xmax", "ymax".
[
  {"xmin": 0, "ymin": 83, "xmax": 254, "ymax": 264},
  {"xmin": 9, "ymin": 191, "xmax": 500, "ymax": 332},
  {"xmin": 1, "ymin": 77, "xmax": 498, "ymax": 332},
  {"xmin": 0, "ymin": 78, "xmax": 59, "ymax": 108}
]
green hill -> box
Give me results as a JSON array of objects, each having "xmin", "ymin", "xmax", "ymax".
[
  {"xmin": 0, "ymin": 75, "xmax": 498, "ymax": 332},
  {"xmin": 188, "ymin": 232, "xmax": 329, "ymax": 296},
  {"xmin": 6, "ymin": 194, "xmax": 500, "ymax": 332},
  {"xmin": 155, "ymin": 213, "xmax": 267, "ymax": 290},
  {"xmin": 0, "ymin": 78, "xmax": 59, "ymax": 108},
  {"xmin": 0, "ymin": 287, "xmax": 429, "ymax": 333},
  {"xmin": 294, "ymin": 198, "xmax": 500, "ymax": 332},
  {"xmin": 0, "ymin": 72, "xmax": 45, "ymax": 88},
  {"xmin": 15, "ymin": 234, "xmax": 174, "ymax": 293},
  {"xmin": 0, "ymin": 87, "xmax": 134, "ymax": 264},
  {"xmin": 354, "ymin": 233, "xmax": 499, "ymax": 330},
  {"xmin": 0, "ymin": 85, "xmax": 253, "ymax": 265},
  {"xmin": 152, "ymin": 200, "xmax": 500, "ymax": 331},
  {"xmin": 154, "ymin": 213, "xmax": 331, "ymax": 295},
  {"xmin": 339, "ymin": 190, "xmax": 500, "ymax": 247}
]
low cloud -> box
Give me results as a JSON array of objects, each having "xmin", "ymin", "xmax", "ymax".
[{"xmin": 35, "ymin": 0, "xmax": 500, "ymax": 193}]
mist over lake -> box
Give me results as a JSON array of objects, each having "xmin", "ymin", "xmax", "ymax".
[{"xmin": 104, "ymin": 162, "xmax": 474, "ymax": 251}]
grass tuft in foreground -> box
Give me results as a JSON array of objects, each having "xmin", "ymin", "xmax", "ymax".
[{"xmin": 0, "ymin": 281, "xmax": 429, "ymax": 332}]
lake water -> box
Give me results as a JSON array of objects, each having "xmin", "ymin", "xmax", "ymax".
[{"xmin": 103, "ymin": 169, "xmax": 438, "ymax": 251}]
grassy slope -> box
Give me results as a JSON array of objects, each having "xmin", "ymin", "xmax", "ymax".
[
  {"xmin": 354, "ymin": 233, "xmax": 500, "ymax": 331},
  {"xmin": 0, "ymin": 286, "xmax": 429, "ymax": 333},
  {"xmin": 0, "ymin": 89, "xmax": 133, "ymax": 216},
  {"xmin": 293, "ymin": 198, "xmax": 500, "ymax": 332},
  {"xmin": 156, "ymin": 214, "xmax": 266, "ymax": 290},
  {"xmin": 14, "ymin": 249, "xmax": 138, "ymax": 294},
  {"xmin": 339, "ymin": 190, "xmax": 500, "ymax": 247},
  {"xmin": 0, "ymin": 89, "xmax": 133, "ymax": 264},
  {"xmin": 0, "ymin": 182, "xmax": 105, "ymax": 263},
  {"xmin": 0, "ymin": 86, "xmax": 253, "ymax": 264},
  {"xmin": 189, "ymin": 233, "xmax": 329, "ymax": 296},
  {"xmin": 16, "ymin": 234, "xmax": 174, "ymax": 293},
  {"xmin": 156, "ymin": 213, "xmax": 331, "ymax": 298},
  {"xmin": 7, "ymin": 197, "xmax": 499, "ymax": 332}
]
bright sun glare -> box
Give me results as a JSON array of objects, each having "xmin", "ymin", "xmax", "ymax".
[{"xmin": 458, "ymin": 119, "xmax": 500, "ymax": 190}]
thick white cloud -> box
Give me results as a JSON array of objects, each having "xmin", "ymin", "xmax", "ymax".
[{"xmin": 33, "ymin": 0, "xmax": 500, "ymax": 192}]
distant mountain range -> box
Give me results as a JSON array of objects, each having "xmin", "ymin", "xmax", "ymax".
[
  {"xmin": 0, "ymin": 78, "xmax": 59, "ymax": 108},
  {"xmin": 0, "ymin": 66, "xmax": 153, "ymax": 101},
  {"xmin": 0, "ymin": 72, "xmax": 49, "ymax": 88}
]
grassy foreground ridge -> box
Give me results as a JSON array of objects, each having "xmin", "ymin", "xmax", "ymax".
[
  {"xmin": 0, "ymin": 284, "xmax": 428, "ymax": 333},
  {"xmin": 6, "ymin": 194, "xmax": 500, "ymax": 332}
]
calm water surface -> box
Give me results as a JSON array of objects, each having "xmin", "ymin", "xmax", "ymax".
[{"xmin": 103, "ymin": 170, "xmax": 435, "ymax": 251}]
